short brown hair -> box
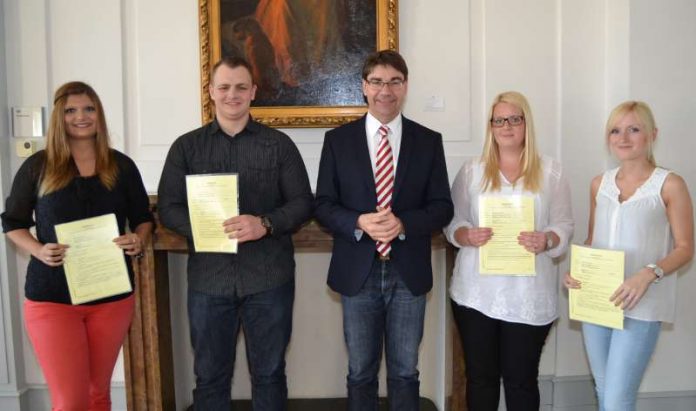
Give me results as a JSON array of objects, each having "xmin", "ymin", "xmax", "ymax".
[
  {"xmin": 210, "ymin": 56, "xmax": 254, "ymax": 84},
  {"xmin": 361, "ymin": 50, "xmax": 408, "ymax": 81}
]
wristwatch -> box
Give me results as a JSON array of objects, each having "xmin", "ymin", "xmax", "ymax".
[
  {"xmin": 545, "ymin": 232, "xmax": 555, "ymax": 251},
  {"xmin": 260, "ymin": 215, "xmax": 274, "ymax": 237},
  {"xmin": 645, "ymin": 263, "xmax": 664, "ymax": 283}
]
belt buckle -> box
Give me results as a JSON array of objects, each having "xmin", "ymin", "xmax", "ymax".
[{"xmin": 377, "ymin": 253, "xmax": 390, "ymax": 261}]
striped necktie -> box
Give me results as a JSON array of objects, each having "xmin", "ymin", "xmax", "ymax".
[{"xmin": 375, "ymin": 125, "xmax": 393, "ymax": 257}]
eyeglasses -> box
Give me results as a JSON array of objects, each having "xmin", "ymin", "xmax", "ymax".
[
  {"xmin": 490, "ymin": 115, "xmax": 525, "ymax": 127},
  {"xmin": 366, "ymin": 79, "xmax": 405, "ymax": 90}
]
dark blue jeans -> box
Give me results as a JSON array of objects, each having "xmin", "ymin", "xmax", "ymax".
[
  {"xmin": 342, "ymin": 258, "xmax": 426, "ymax": 411},
  {"xmin": 188, "ymin": 280, "xmax": 294, "ymax": 411}
]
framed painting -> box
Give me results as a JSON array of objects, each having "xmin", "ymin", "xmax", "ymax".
[{"xmin": 199, "ymin": 0, "xmax": 399, "ymax": 127}]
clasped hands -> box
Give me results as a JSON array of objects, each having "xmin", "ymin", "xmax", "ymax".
[
  {"xmin": 357, "ymin": 207, "xmax": 404, "ymax": 243},
  {"xmin": 454, "ymin": 227, "xmax": 548, "ymax": 254}
]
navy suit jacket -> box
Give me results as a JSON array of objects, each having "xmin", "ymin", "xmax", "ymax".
[{"xmin": 315, "ymin": 115, "xmax": 453, "ymax": 296}]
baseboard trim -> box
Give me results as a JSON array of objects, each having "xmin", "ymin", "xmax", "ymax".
[
  {"xmin": 541, "ymin": 375, "xmax": 696, "ymax": 411},
  {"xmin": 4, "ymin": 380, "xmax": 696, "ymax": 410},
  {"xmin": 0, "ymin": 387, "xmax": 29, "ymax": 411},
  {"xmin": 0, "ymin": 383, "xmax": 127, "ymax": 411}
]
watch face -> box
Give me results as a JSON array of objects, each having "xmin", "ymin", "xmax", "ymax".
[
  {"xmin": 647, "ymin": 264, "xmax": 664, "ymax": 279},
  {"xmin": 261, "ymin": 216, "xmax": 273, "ymax": 235}
]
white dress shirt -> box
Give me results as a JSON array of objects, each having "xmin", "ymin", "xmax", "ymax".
[
  {"xmin": 365, "ymin": 112, "xmax": 402, "ymax": 176},
  {"xmin": 444, "ymin": 156, "xmax": 574, "ymax": 325},
  {"xmin": 354, "ymin": 113, "xmax": 405, "ymax": 242}
]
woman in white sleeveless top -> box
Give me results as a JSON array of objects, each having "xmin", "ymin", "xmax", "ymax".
[{"xmin": 565, "ymin": 101, "xmax": 694, "ymax": 411}]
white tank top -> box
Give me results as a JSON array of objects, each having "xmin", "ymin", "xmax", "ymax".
[{"xmin": 592, "ymin": 167, "xmax": 675, "ymax": 322}]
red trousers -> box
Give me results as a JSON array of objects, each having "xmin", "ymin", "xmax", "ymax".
[{"xmin": 24, "ymin": 295, "xmax": 135, "ymax": 411}]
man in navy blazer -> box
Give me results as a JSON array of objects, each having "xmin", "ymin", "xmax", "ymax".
[{"xmin": 315, "ymin": 50, "xmax": 453, "ymax": 411}]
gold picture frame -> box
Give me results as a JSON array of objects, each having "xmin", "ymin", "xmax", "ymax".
[{"xmin": 199, "ymin": 0, "xmax": 399, "ymax": 128}]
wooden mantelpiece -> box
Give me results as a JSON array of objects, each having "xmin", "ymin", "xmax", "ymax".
[{"xmin": 123, "ymin": 196, "xmax": 463, "ymax": 410}]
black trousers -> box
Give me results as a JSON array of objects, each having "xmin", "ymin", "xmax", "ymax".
[{"xmin": 451, "ymin": 302, "xmax": 552, "ymax": 411}]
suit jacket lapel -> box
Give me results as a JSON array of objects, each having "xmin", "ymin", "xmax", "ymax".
[
  {"xmin": 353, "ymin": 117, "xmax": 377, "ymax": 202},
  {"xmin": 393, "ymin": 116, "xmax": 414, "ymax": 202}
]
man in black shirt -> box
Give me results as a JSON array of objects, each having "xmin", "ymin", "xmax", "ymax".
[{"xmin": 157, "ymin": 57, "xmax": 312, "ymax": 411}]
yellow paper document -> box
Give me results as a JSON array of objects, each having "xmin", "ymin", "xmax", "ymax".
[
  {"xmin": 479, "ymin": 196, "xmax": 535, "ymax": 275},
  {"xmin": 55, "ymin": 213, "xmax": 132, "ymax": 305},
  {"xmin": 186, "ymin": 173, "xmax": 239, "ymax": 253},
  {"xmin": 569, "ymin": 244, "xmax": 624, "ymax": 330}
]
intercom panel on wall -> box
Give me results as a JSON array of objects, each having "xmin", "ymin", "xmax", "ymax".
[{"xmin": 10, "ymin": 107, "xmax": 45, "ymax": 158}]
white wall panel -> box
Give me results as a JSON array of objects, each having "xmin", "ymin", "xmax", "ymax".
[
  {"xmin": 47, "ymin": 0, "xmax": 125, "ymax": 150},
  {"xmin": 400, "ymin": 0, "xmax": 471, "ymax": 145},
  {"xmin": 630, "ymin": 0, "xmax": 696, "ymax": 392},
  {"xmin": 483, "ymin": 0, "xmax": 559, "ymax": 159},
  {"xmin": 556, "ymin": 0, "xmax": 611, "ymax": 378},
  {"xmin": 124, "ymin": 0, "xmax": 201, "ymax": 154},
  {"xmin": 0, "ymin": 0, "xmax": 11, "ymax": 388}
]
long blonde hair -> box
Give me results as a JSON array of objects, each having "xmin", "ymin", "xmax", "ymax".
[
  {"xmin": 40, "ymin": 81, "xmax": 117, "ymax": 195},
  {"xmin": 480, "ymin": 91, "xmax": 542, "ymax": 193},
  {"xmin": 605, "ymin": 101, "xmax": 657, "ymax": 166}
]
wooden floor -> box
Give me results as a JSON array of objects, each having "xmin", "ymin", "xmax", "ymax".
[{"xmin": 186, "ymin": 397, "xmax": 438, "ymax": 410}]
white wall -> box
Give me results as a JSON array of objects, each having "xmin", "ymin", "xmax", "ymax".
[
  {"xmin": 0, "ymin": 0, "xmax": 25, "ymax": 402},
  {"xmin": 2, "ymin": 0, "xmax": 696, "ymax": 409},
  {"xmin": 0, "ymin": 0, "xmax": 10, "ymax": 386},
  {"xmin": 1, "ymin": 1, "xmax": 33, "ymax": 409},
  {"xmin": 628, "ymin": 0, "xmax": 696, "ymax": 391}
]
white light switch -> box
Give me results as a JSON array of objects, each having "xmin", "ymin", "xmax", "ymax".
[{"xmin": 425, "ymin": 96, "xmax": 445, "ymax": 112}]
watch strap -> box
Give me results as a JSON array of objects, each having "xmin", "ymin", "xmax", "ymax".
[
  {"xmin": 260, "ymin": 215, "xmax": 274, "ymax": 236},
  {"xmin": 645, "ymin": 263, "xmax": 664, "ymax": 283}
]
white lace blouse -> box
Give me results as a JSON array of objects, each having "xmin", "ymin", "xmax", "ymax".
[
  {"xmin": 444, "ymin": 156, "xmax": 574, "ymax": 325},
  {"xmin": 592, "ymin": 167, "xmax": 676, "ymax": 323}
]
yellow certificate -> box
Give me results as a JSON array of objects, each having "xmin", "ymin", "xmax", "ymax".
[
  {"xmin": 55, "ymin": 213, "xmax": 132, "ymax": 305},
  {"xmin": 186, "ymin": 173, "xmax": 239, "ymax": 253},
  {"xmin": 478, "ymin": 196, "xmax": 535, "ymax": 275},
  {"xmin": 569, "ymin": 244, "xmax": 624, "ymax": 330}
]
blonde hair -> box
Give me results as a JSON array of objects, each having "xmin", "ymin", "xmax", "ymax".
[
  {"xmin": 40, "ymin": 81, "xmax": 117, "ymax": 196},
  {"xmin": 480, "ymin": 91, "xmax": 542, "ymax": 193},
  {"xmin": 605, "ymin": 101, "xmax": 657, "ymax": 166}
]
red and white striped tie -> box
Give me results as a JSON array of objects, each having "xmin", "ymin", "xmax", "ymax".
[{"xmin": 375, "ymin": 125, "xmax": 394, "ymax": 257}]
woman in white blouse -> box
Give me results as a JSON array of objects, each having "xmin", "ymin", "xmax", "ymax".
[
  {"xmin": 565, "ymin": 101, "xmax": 693, "ymax": 411},
  {"xmin": 444, "ymin": 91, "xmax": 574, "ymax": 411}
]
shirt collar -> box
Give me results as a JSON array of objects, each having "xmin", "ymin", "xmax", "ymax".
[
  {"xmin": 366, "ymin": 112, "xmax": 402, "ymax": 139},
  {"xmin": 210, "ymin": 116, "xmax": 260, "ymax": 138}
]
